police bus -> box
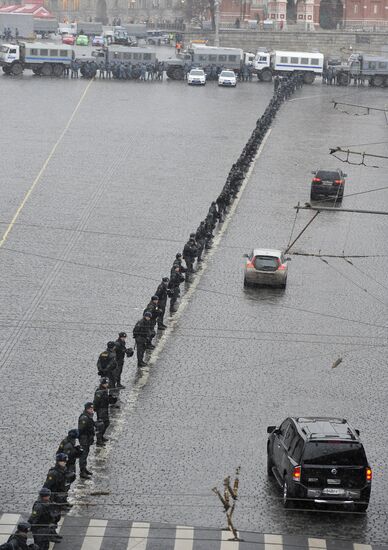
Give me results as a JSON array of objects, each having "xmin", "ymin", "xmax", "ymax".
[
  {"xmin": 166, "ymin": 44, "xmax": 243, "ymax": 80},
  {"xmin": 254, "ymin": 50, "xmax": 324, "ymax": 84},
  {"xmin": 0, "ymin": 42, "xmax": 74, "ymax": 76}
]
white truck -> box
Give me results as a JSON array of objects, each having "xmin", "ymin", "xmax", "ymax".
[
  {"xmin": 0, "ymin": 41, "xmax": 74, "ymax": 76},
  {"xmin": 254, "ymin": 50, "xmax": 324, "ymax": 84}
]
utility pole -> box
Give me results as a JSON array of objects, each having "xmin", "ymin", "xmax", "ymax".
[{"xmin": 214, "ymin": 0, "xmax": 220, "ymax": 46}]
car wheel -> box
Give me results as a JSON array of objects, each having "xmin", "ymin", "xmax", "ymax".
[
  {"xmin": 283, "ymin": 478, "xmax": 293, "ymax": 508},
  {"xmin": 310, "ymin": 192, "xmax": 318, "ymax": 201},
  {"xmin": 281, "ymin": 277, "xmax": 287, "ymax": 289},
  {"xmin": 243, "ymin": 277, "xmax": 250, "ymax": 288}
]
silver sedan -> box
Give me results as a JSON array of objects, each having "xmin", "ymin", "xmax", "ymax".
[{"xmin": 243, "ymin": 248, "xmax": 290, "ymax": 288}]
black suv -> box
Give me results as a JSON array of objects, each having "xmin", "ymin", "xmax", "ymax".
[
  {"xmin": 267, "ymin": 417, "xmax": 372, "ymax": 511},
  {"xmin": 310, "ymin": 169, "xmax": 347, "ymax": 201}
]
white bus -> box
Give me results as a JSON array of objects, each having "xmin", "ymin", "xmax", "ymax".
[{"xmin": 254, "ymin": 50, "xmax": 324, "ymax": 84}]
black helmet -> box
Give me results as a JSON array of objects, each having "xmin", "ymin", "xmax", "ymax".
[
  {"xmin": 17, "ymin": 522, "xmax": 31, "ymax": 533},
  {"xmin": 119, "ymin": 332, "xmax": 127, "ymax": 338},
  {"xmin": 100, "ymin": 377, "xmax": 109, "ymax": 385},
  {"xmin": 107, "ymin": 341, "xmax": 115, "ymax": 350},
  {"xmin": 143, "ymin": 311, "xmax": 152, "ymax": 318},
  {"xmin": 56, "ymin": 452, "xmax": 68, "ymax": 462},
  {"xmin": 68, "ymin": 429, "xmax": 79, "ymax": 439},
  {"xmin": 190, "ymin": 232, "xmax": 196, "ymax": 238},
  {"xmin": 162, "ymin": 277, "xmax": 169, "ymax": 283},
  {"xmin": 39, "ymin": 487, "xmax": 51, "ymax": 497},
  {"xmin": 176, "ymin": 253, "xmax": 182, "ymax": 258},
  {"xmin": 151, "ymin": 295, "xmax": 159, "ymax": 301}
]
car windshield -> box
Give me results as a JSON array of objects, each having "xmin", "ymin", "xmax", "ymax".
[
  {"xmin": 221, "ymin": 71, "xmax": 235, "ymax": 77},
  {"xmin": 316, "ymin": 171, "xmax": 340, "ymax": 180},
  {"xmin": 303, "ymin": 442, "xmax": 367, "ymax": 466},
  {"xmin": 253, "ymin": 256, "xmax": 279, "ymax": 271},
  {"xmin": 0, "ymin": 46, "xmax": 9, "ymax": 53},
  {"xmin": 191, "ymin": 70, "xmax": 204, "ymax": 75}
]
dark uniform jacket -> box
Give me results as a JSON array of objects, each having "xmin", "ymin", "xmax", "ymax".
[
  {"xmin": 78, "ymin": 411, "xmax": 95, "ymax": 446},
  {"xmin": 133, "ymin": 319, "xmax": 151, "ymax": 342},
  {"xmin": 43, "ymin": 465, "xmax": 67, "ymax": 500},
  {"xmin": 143, "ymin": 301, "xmax": 160, "ymax": 324},
  {"xmin": 93, "ymin": 386, "xmax": 115, "ymax": 414},
  {"xmin": 56, "ymin": 437, "xmax": 81, "ymax": 467},
  {"xmin": 183, "ymin": 241, "xmax": 197, "ymax": 260},
  {"xmin": 97, "ymin": 349, "xmax": 117, "ymax": 376},
  {"xmin": 0, "ymin": 534, "xmax": 32, "ymax": 550},
  {"xmin": 168, "ymin": 271, "xmax": 185, "ymax": 290},
  {"xmin": 28, "ymin": 499, "xmax": 60, "ymax": 540},
  {"xmin": 114, "ymin": 339, "xmax": 126, "ymax": 366},
  {"xmin": 155, "ymin": 282, "xmax": 168, "ymax": 306}
]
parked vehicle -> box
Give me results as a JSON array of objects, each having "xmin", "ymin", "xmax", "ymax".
[
  {"xmin": 218, "ymin": 69, "xmax": 237, "ymax": 87},
  {"xmin": 335, "ymin": 54, "xmax": 388, "ymax": 87},
  {"xmin": 243, "ymin": 249, "xmax": 289, "ymax": 288},
  {"xmin": 166, "ymin": 44, "xmax": 244, "ymax": 81},
  {"xmin": 76, "ymin": 34, "xmax": 89, "ymax": 46},
  {"xmin": 62, "ymin": 34, "xmax": 75, "ymax": 45},
  {"xmin": 146, "ymin": 29, "xmax": 168, "ymax": 45},
  {"xmin": 310, "ymin": 169, "xmax": 347, "ymax": 201},
  {"xmin": 0, "ymin": 41, "xmax": 73, "ymax": 76},
  {"xmin": 267, "ymin": 417, "xmax": 372, "ymax": 511},
  {"xmin": 187, "ymin": 68, "xmax": 206, "ymax": 85},
  {"xmin": 253, "ymin": 50, "xmax": 324, "ymax": 84},
  {"xmin": 92, "ymin": 35, "xmax": 105, "ymax": 47}
]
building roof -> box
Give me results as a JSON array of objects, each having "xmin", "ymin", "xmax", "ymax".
[{"xmin": 0, "ymin": 3, "xmax": 53, "ymax": 18}]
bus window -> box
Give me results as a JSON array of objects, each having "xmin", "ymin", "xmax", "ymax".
[
  {"xmin": 50, "ymin": 50, "xmax": 58, "ymax": 56},
  {"xmin": 60, "ymin": 50, "xmax": 68, "ymax": 57},
  {"xmin": 290, "ymin": 57, "xmax": 298, "ymax": 64},
  {"xmin": 378, "ymin": 62, "xmax": 386, "ymax": 69},
  {"xmin": 368, "ymin": 61, "xmax": 376, "ymax": 69},
  {"xmin": 123, "ymin": 52, "xmax": 131, "ymax": 59},
  {"xmin": 301, "ymin": 57, "xmax": 308, "ymax": 64},
  {"xmin": 113, "ymin": 52, "xmax": 119, "ymax": 58},
  {"xmin": 209, "ymin": 54, "xmax": 217, "ymax": 61},
  {"xmin": 228, "ymin": 55, "xmax": 236, "ymax": 62},
  {"xmin": 310, "ymin": 58, "xmax": 319, "ymax": 65},
  {"xmin": 218, "ymin": 55, "xmax": 226, "ymax": 61},
  {"xmin": 143, "ymin": 53, "xmax": 151, "ymax": 60},
  {"xmin": 30, "ymin": 48, "xmax": 39, "ymax": 55},
  {"xmin": 280, "ymin": 56, "xmax": 288, "ymax": 63},
  {"xmin": 133, "ymin": 53, "xmax": 140, "ymax": 60},
  {"xmin": 198, "ymin": 54, "xmax": 207, "ymax": 61},
  {"xmin": 40, "ymin": 49, "xmax": 48, "ymax": 56}
]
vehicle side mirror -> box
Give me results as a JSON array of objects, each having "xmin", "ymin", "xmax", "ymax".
[
  {"xmin": 311, "ymin": 171, "xmax": 316, "ymax": 175},
  {"xmin": 343, "ymin": 173, "xmax": 347, "ymax": 177},
  {"xmin": 285, "ymin": 257, "xmax": 291, "ymax": 261},
  {"xmin": 267, "ymin": 425, "xmax": 277, "ymax": 434},
  {"xmin": 355, "ymin": 429, "xmax": 360, "ymax": 436},
  {"xmin": 243, "ymin": 253, "xmax": 249, "ymax": 258}
]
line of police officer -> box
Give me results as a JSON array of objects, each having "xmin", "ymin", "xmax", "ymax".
[{"xmin": 0, "ymin": 74, "xmax": 302, "ymax": 550}]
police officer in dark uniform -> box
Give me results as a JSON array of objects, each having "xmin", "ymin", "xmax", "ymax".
[
  {"xmin": 29, "ymin": 488, "xmax": 61, "ymax": 550},
  {"xmin": 183, "ymin": 237, "xmax": 198, "ymax": 277},
  {"xmin": 114, "ymin": 332, "xmax": 134, "ymax": 389},
  {"xmin": 171, "ymin": 252, "xmax": 187, "ymax": 275},
  {"xmin": 133, "ymin": 311, "xmax": 152, "ymax": 367},
  {"xmin": 155, "ymin": 277, "xmax": 169, "ymax": 330},
  {"xmin": 56, "ymin": 429, "xmax": 81, "ymax": 488},
  {"xmin": 143, "ymin": 295, "xmax": 160, "ymax": 345},
  {"xmin": 195, "ymin": 222, "xmax": 207, "ymax": 262},
  {"xmin": 0, "ymin": 522, "xmax": 38, "ymax": 550},
  {"xmin": 43, "ymin": 453, "xmax": 71, "ymax": 509},
  {"xmin": 97, "ymin": 341, "xmax": 117, "ymax": 389},
  {"xmin": 78, "ymin": 402, "xmax": 95, "ymax": 479},
  {"xmin": 93, "ymin": 377, "xmax": 116, "ymax": 447},
  {"xmin": 168, "ymin": 265, "xmax": 185, "ymax": 312}
]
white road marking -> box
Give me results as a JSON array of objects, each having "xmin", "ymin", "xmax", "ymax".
[
  {"xmin": 80, "ymin": 518, "xmax": 108, "ymax": 550},
  {"xmin": 220, "ymin": 529, "xmax": 240, "ymax": 548},
  {"xmin": 0, "ymin": 513, "xmax": 20, "ymax": 544},
  {"xmin": 265, "ymin": 533, "xmax": 283, "ymax": 550},
  {"xmin": 174, "ymin": 526, "xmax": 194, "ymax": 550},
  {"xmin": 127, "ymin": 521, "xmax": 150, "ymax": 550},
  {"xmin": 353, "ymin": 544, "xmax": 372, "ymax": 550},
  {"xmin": 308, "ymin": 538, "xmax": 327, "ymax": 550}
]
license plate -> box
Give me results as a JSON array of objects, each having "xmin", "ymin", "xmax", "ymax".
[
  {"xmin": 323, "ymin": 488, "xmax": 345, "ymax": 495},
  {"xmin": 322, "ymin": 181, "xmax": 332, "ymax": 186}
]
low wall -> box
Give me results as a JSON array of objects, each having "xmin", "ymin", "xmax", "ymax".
[{"xmin": 183, "ymin": 30, "xmax": 388, "ymax": 57}]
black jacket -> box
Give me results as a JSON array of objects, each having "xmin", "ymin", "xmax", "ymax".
[
  {"xmin": 183, "ymin": 241, "xmax": 197, "ymax": 260},
  {"xmin": 93, "ymin": 386, "xmax": 115, "ymax": 412},
  {"xmin": 28, "ymin": 499, "xmax": 60, "ymax": 540},
  {"xmin": 78, "ymin": 411, "xmax": 95, "ymax": 446},
  {"xmin": 143, "ymin": 301, "xmax": 160, "ymax": 322},
  {"xmin": 155, "ymin": 282, "xmax": 168, "ymax": 305},
  {"xmin": 168, "ymin": 271, "xmax": 185, "ymax": 289},
  {"xmin": 56, "ymin": 436, "xmax": 81, "ymax": 466},
  {"xmin": 43, "ymin": 465, "xmax": 67, "ymax": 499},
  {"xmin": 0, "ymin": 534, "xmax": 31, "ymax": 550},
  {"xmin": 97, "ymin": 349, "xmax": 117, "ymax": 376},
  {"xmin": 133, "ymin": 318, "xmax": 151, "ymax": 341}
]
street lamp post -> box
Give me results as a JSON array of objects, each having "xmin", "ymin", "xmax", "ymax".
[{"xmin": 214, "ymin": 0, "xmax": 220, "ymax": 46}]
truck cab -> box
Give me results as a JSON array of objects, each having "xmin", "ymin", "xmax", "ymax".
[
  {"xmin": 254, "ymin": 51, "xmax": 271, "ymax": 81},
  {"xmin": 0, "ymin": 43, "xmax": 20, "ymax": 66}
]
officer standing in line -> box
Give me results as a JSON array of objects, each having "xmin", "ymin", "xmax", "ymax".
[
  {"xmin": 43, "ymin": 453, "xmax": 71, "ymax": 509},
  {"xmin": 168, "ymin": 265, "xmax": 185, "ymax": 312},
  {"xmin": 114, "ymin": 332, "xmax": 134, "ymax": 389},
  {"xmin": 97, "ymin": 341, "xmax": 117, "ymax": 389},
  {"xmin": 93, "ymin": 377, "xmax": 116, "ymax": 447},
  {"xmin": 0, "ymin": 522, "xmax": 38, "ymax": 550},
  {"xmin": 183, "ymin": 236, "xmax": 198, "ymax": 278},
  {"xmin": 195, "ymin": 222, "xmax": 206, "ymax": 262},
  {"xmin": 155, "ymin": 277, "xmax": 169, "ymax": 330},
  {"xmin": 29, "ymin": 488, "xmax": 62, "ymax": 549},
  {"xmin": 78, "ymin": 402, "xmax": 95, "ymax": 479},
  {"xmin": 133, "ymin": 311, "xmax": 152, "ymax": 367},
  {"xmin": 56, "ymin": 429, "xmax": 82, "ymax": 487},
  {"xmin": 172, "ymin": 252, "xmax": 187, "ymax": 275},
  {"xmin": 143, "ymin": 295, "xmax": 160, "ymax": 344}
]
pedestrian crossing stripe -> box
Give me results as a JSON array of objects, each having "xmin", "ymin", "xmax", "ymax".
[{"xmin": 0, "ymin": 513, "xmax": 387, "ymax": 550}]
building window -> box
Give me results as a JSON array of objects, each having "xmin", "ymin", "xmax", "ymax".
[
  {"xmin": 373, "ymin": 3, "xmax": 378, "ymax": 13},
  {"xmin": 354, "ymin": 3, "xmax": 358, "ymax": 13}
]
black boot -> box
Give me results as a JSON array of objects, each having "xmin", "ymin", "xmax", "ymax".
[{"xmin": 80, "ymin": 471, "xmax": 91, "ymax": 479}]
